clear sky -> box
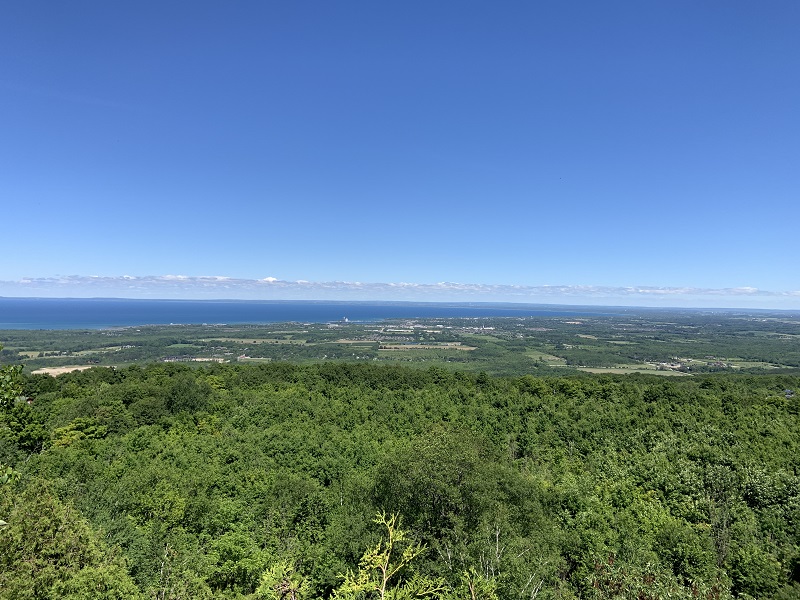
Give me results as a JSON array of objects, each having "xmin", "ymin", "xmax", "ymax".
[{"xmin": 2, "ymin": 2, "xmax": 799, "ymax": 308}]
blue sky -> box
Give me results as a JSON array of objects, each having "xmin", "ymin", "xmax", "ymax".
[{"xmin": 2, "ymin": 2, "xmax": 799, "ymax": 308}]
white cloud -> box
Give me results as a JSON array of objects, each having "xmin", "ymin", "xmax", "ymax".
[{"xmin": 0, "ymin": 275, "xmax": 797, "ymax": 309}]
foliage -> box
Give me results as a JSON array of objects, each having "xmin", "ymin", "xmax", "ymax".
[
  {"xmin": 0, "ymin": 481, "xmax": 142, "ymax": 599},
  {"xmin": 0, "ymin": 359, "xmax": 798, "ymax": 598},
  {"xmin": 334, "ymin": 512, "xmax": 445, "ymax": 600},
  {"xmin": 256, "ymin": 561, "xmax": 313, "ymax": 600},
  {"xmin": 0, "ymin": 347, "xmax": 22, "ymax": 410}
]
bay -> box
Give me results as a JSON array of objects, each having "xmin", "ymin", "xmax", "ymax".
[{"xmin": 0, "ymin": 297, "xmax": 612, "ymax": 329}]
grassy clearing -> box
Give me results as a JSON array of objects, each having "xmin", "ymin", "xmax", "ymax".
[
  {"xmin": 525, "ymin": 351, "xmax": 566, "ymax": 363},
  {"xmin": 378, "ymin": 344, "xmax": 476, "ymax": 351},
  {"xmin": 568, "ymin": 362, "xmax": 668, "ymax": 374},
  {"xmin": 73, "ymin": 347, "xmax": 126, "ymax": 356},
  {"xmin": 26, "ymin": 354, "xmax": 80, "ymax": 361},
  {"xmin": 576, "ymin": 366, "xmax": 689, "ymax": 376},
  {"xmin": 378, "ymin": 349, "xmax": 460, "ymax": 357},
  {"xmin": 725, "ymin": 360, "xmax": 785, "ymax": 369},
  {"xmin": 267, "ymin": 330, "xmax": 309, "ymax": 334},
  {"xmin": 461, "ymin": 334, "xmax": 505, "ymax": 343},
  {"xmin": 236, "ymin": 357, "xmax": 274, "ymax": 363},
  {"xmin": 203, "ymin": 338, "xmax": 307, "ymax": 345}
]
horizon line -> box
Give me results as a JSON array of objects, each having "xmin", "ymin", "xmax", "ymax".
[
  {"xmin": 1, "ymin": 295, "xmax": 799, "ymax": 315},
  {"xmin": 1, "ymin": 274, "xmax": 799, "ymax": 311}
]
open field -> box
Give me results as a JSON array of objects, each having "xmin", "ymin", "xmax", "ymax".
[
  {"xmin": 576, "ymin": 366, "xmax": 690, "ymax": 376},
  {"xmin": 30, "ymin": 365, "xmax": 98, "ymax": 376},
  {"xmin": 726, "ymin": 360, "xmax": 786, "ymax": 369},
  {"xmin": 202, "ymin": 337, "xmax": 307, "ymax": 344},
  {"xmin": 233, "ymin": 356, "xmax": 273, "ymax": 363},
  {"xmin": 525, "ymin": 350, "xmax": 566, "ymax": 363},
  {"xmin": 378, "ymin": 344, "xmax": 476, "ymax": 351}
]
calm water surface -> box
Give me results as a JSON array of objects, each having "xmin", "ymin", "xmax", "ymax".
[{"xmin": 0, "ymin": 298, "xmax": 611, "ymax": 329}]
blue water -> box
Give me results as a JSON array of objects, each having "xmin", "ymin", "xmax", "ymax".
[{"xmin": 0, "ymin": 297, "xmax": 609, "ymax": 329}]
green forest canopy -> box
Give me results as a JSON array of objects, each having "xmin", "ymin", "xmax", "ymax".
[{"xmin": 1, "ymin": 357, "xmax": 799, "ymax": 599}]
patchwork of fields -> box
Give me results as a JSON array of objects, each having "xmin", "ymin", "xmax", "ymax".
[{"xmin": 3, "ymin": 309, "xmax": 799, "ymax": 377}]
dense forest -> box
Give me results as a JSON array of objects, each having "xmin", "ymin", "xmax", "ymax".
[{"xmin": 2, "ymin": 360, "xmax": 800, "ymax": 599}]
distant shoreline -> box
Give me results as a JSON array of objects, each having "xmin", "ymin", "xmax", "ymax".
[{"xmin": 0, "ymin": 297, "xmax": 636, "ymax": 330}]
